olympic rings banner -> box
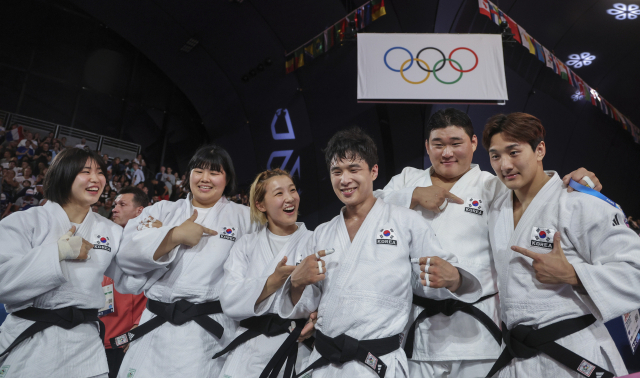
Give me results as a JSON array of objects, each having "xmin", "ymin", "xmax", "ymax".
[{"xmin": 357, "ymin": 33, "xmax": 508, "ymax": 104}]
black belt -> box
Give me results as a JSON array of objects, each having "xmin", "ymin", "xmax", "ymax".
[
  {"xmin": 486, "ymin": 314, "xmax": 613, "ymax": 378},
  {"xmin": 296, "ymin": 330, "xmax": 401, "ymax": 378},
  {"xmin": 0, "ymin": 306, "xmax": 104, "ymax": 358},
  {"xmin": 212, "ymin": 314, "xmax": 315, "ymax": 378},
  {"xmin": 404, "ymin": 293, "xmax": 501, "ymax": 359},
  {"xmin": 109, "ymin": 299, "xmax": 224, "ymax": 348}
]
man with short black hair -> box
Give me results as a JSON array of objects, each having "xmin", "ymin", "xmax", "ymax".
[
  {"xmin": 102, "ymin": 186, "xmax": 150, "ymax": 378},
  {"xmin": 374, "ymin": 108, "xmax": 602, "ymax": 378},
  {"xmin": 482, "ymin": 113, "xmax": 640, "ymax": 378},
  {"xmin": 131, "ymin": 163, "xmax": 144, "ymax": 186},
  {"xmin": 280, "ymin": 126, "xmax": 483, "ymax": 378}
]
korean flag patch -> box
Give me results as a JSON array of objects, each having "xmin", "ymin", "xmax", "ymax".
[
  {"xmin": 376, "ymin": 228, "xmax": 397, "ymax": 246},
  {"xmin": 220, "ymin": 227, "xmax": 237, "ymax": 242},
  {"xmin": 530, "ymin": 227, "xmax": 556, "ymax": 249},
  {"xmin": 93, "ymin": 234, "xmax": 112, "ymax": 252},
  {"xmin": 465, "ymin": 197, "xmax": 484, "ymax": 215}
]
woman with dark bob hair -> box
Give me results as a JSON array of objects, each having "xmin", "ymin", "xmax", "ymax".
[
  {"xmin": 115, "ymin": 144, "xmax": 257, "ymax": 378},
  {"xmin": 0, "ymin": 148, "xmax": 142, "ymax": 378}
]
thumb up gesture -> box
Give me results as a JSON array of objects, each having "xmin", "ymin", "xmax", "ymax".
[
  {"xmin": 175, "ymin": 210, "xmax": 218, "ymax": 247},
  {"xmin": 511, "ymin": 232, "xmax": 579, "ymax": 286}
]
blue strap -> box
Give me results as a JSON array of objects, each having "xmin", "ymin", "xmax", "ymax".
[{"xmin": 568, "ymin": 179, "xmax": 625, "ymax": 216}]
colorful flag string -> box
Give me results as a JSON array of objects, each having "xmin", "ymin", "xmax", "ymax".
[
  {"xmin": 285, "ymin": 0, "xmax": 386, "ymax": 74},
  {"xmin": 478, "ymin": 0, "xmax": 640, "ymax": 144}
]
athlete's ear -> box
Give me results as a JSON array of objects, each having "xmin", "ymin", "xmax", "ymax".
[
  {"xmin": 470, "ymin": 135, "xmax": 478, "ymax": 153},
  {"xmin": 255, "ymin": 200, "xmax": 267, "ymax": 213},
  {"xmin": 135, "ymin": 206, "xmax": 144, "ymax": 217},
  {"xmin": 370, "ymin": 164, "xmax": 379, "ymax": 181},
  {"xmin": 536, "ymin": 141, "xmax": 546, "ymax": 161},
  {"xmin": 424, "ymin": 139, "xmax": 430, "ymax": 156}
]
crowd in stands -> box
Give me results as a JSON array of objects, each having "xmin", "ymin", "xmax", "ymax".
[{"xmin": 0, "ymin": 121, "xmax": 252, "ymax": 222}]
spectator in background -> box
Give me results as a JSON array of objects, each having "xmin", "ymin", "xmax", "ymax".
[
  {"xmin": 164, "ymin": 176, "xmax": 172, "ymax": 198},
  {"xmin": 13, "ymin": 188, "xmax": 41, "ymax": 211},
  {"xmin": 91, "ymin": 203, "xmax": 99, "ymax": 213},
  {"xmin": 59, "ymin": 136, "xmax": 67, "ymax": 149},
  {"xmin": 165, "ymin": 167, "xmax": 176, "ymax": 186},
  {"xmin": 140, "ymin": 159, "xmax": 152, "ymax": 186},
  {"xmin": 40, "ymin": 131, "xmax": 54, "ymax": 145},
  {"xmin": 32, "ymin": 132, "xmax": 40, "ymax": 146},
  {"xmin": 103, "ymin": 153, "xmax": 109, "ymax": 165},
  {"xmin": 52, "ymin": 141, "xmax": 62, "ymax": 158},
  {"xmin": 110, "ymin": 157, "xmax": 124, "ymax": 176},
  {"xmin": 1, "ymin": 150, "xmax": 11, "ymax": 166},
  {"xmin": 98, "ymin": 199, "xmax": 113, "ymax": 219},
  {"xmin": 1, "ymin": 193, "xmax": 11, "ymax": 219},
  {"xmin": 17, "ymin": 131, "xmax": 35, "ymax": 148},
  {"xmin": 150, "ymin": 177, "xmax": 167, "ymax": 201},
  {"xmin": 131, "ymin": 162, "xmax": 145, "ymax": 186},
  {"xmin": 155, "ymin": 166, "xmax": 167, "ymax": 182},
  {"xmin": 16, "ymin": 139, "xmax": 35, "ymax": 162},
  {"xmin": 2, "ymin": 169, "xmax": 18, "ymax": 201},
  {"xmin": 74, "ymin": 137, "xmax": 87, "ymax": 149}
]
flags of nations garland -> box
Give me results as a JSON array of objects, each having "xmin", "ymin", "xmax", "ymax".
[
  {"xmin": 478, "ymin": 0, "xmax": 640, "ymax": 144},
  {"xmin": 285, "ymin": 0, "xmax": 386, "ymax": 74}
]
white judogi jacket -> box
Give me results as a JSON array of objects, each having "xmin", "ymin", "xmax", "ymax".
[
  {"xmin": 219, "ymin": 223, "xmax": 313, "ymax": 378},
  {"xmin": 488, "ymin": 172, "xmax": 640, "ymax": 377},
  {"xmin": 276, "ymin": 198, "xmax": 484, "ymax": 378},
  {"xmin": 0, "ymin": 201, "xmax": 138, "ymax": 378},
  {"xmin": 116, "ymin": 196, "xmax": 255, "ymax": 378},
  {"xmin": 374, "ymin": 165, "xmax": 506, "ymax": 362}
]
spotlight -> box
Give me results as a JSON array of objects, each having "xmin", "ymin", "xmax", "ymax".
[{"xmin": 264, "ymin": 58, "xmax": 272, "ymax": 66}]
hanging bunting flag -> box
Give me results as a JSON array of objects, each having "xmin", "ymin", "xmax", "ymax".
[
  {"xmin": 314, "ymin": 36, "xmax": 324, "ymax": 56},
  {"xmin": 371, "ymin": 0, "xmax": 386, "ymax": 20},
  {"xmin": 569, "ymin": 69, "xmax": 580, "ymax": 90},
  {"xmin": 501, "ymin": 12, "xmax": 521, "ymax": 43},
  {"xmin": 543, "ymin": 46, "xmax": 555, "ymax": 70},
  {"xmin": 532, "ymin": 39, "xmax": 545, "ymax": 62},
  {"xmin": 295, "ymin": 49, "xmax": 304, "ymax": 69},
  {"xmin": 324, "ymin": 26, "xmax": 335, "ymax": 52},
  {"xmin": 479, "ymin": 0, "xmax": 491, "ymax": 18},
  {"xmin": 488, "ymin": 1, "xmax": 501, "ymax": 24},
  {"xmin": 364, "ymin": 3, "xmax": 372, "ymax": 27},
  {"xmin": 285, "ymin": 56, "xmax": 295, "ymax": 74},
  {"xmin": 304, "ymin": 43, "xmax": 315, "ymax": 60}
]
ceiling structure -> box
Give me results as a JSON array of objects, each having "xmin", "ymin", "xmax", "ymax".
[{"xmin": 67, "ymin": 0, "xmax": 640, "ymax": 138}]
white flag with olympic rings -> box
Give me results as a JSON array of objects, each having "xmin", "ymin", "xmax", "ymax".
[{"xmin": 357, "ymin": 33, "xmax": 508, "ymax": 104}]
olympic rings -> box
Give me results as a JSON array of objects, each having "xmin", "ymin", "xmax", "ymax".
[
  {"xmin": 448, "ymin": 47, "xmax": 478, "ymax": 72},
  {"xmin": 400, "ymin": 59, "xmax": 431, "ymax": 84},
  {"xmin": 432, "ymin": 59, "xmax": 463, "ymax": 84},
  {"xmin": 384, "ymin": 46, "xmax": 478, "ymax": 84},
  {"xmin": 416, "ymin": 47, "xmax": 446, "ymax": 73},
  {"xmin": 384, "ymin": 47, "xmax": 413, "ymax": 72}
]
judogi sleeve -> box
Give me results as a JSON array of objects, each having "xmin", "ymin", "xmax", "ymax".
[
  {"xmin": 373, "ymin": 167, "xmax": 422, "ymax": 208},
  {"xmin": 0, "ymin": 212, "xmax": 67, "ymax": 305},
  {"xmin": 221, "ymin": 235, "xmax": 274, "ymax": 320},
  {"xmin": 563, "ymin": 199, "xmax": 640, "ymax": 322},
  {"xmin": 104, "ymin": 224, "xmax": 166, "ymax": 295},
  {"xmin": 116, "ymin": 203, "xmax": 180, "ymax": 275},
  {"xmin": 407, "ymin": 212, "xmax": 483, "ymax": 303},
  {"xmin": 276, "ymin": 236, "xmax": 322, "ymax": 319}
]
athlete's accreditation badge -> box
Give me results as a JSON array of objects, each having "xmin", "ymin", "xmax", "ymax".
[
  {"xmin": 376, "ymin": 228, "xmax": 397, "ymax": 245},
  {"xmin": 465, "ymin": 197, "xmax": 484, "ymax": 215},
  {"xmin": 93, "ymin": 234, "xmax": 112, "ymax": 252},
  {"xmin": 530, "ymin": 227, "xmax": 556, "ymax": 249}
]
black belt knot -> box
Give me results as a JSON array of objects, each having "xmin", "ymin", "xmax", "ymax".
[
  {"xmin": 213, "ymin": 314, "xmax": 313, "ymax": 378},
  {"xmin": 0, "ymin": 306, "xmax": 104, "ymax": 358},
  {"xmin": 502, "ymin": 324, "xmax": 538, "ymax": 359},
  {"xmin": 486, "ymin": 315, "xmax": 614, "ymax": 378},
  {"xmin": 296, "ymin": 330, "xmax": 400, "ymax": 378},
  {"xmin": 404, "ymin": 293, "xmax": 501, "ymax": 359},
  {"xmin": 109, "ymin": 299, "xmax": 224, "ymax": 349}
]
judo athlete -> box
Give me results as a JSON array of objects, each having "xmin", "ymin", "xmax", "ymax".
[
  {"xmin": 0, "ymin": 148, "xmax": 141, "ymax": 378},
  {"xmin": 113, "ymin": 145, "xmax": 257, "ymax": 378},
  {"xmin": 277, "ymin": 127, "xmax": 484, "ymax": 378},
  {"xmin": 375, "ymin": 108, "xmax": 600, "ymax": 378},
  {"xmin": 483, "ymin": 112, "xmax": 640, "ymax": 377},
  {"xmin": 218, "ymin": 169, "xmax": 316, "ymax": 378}
]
